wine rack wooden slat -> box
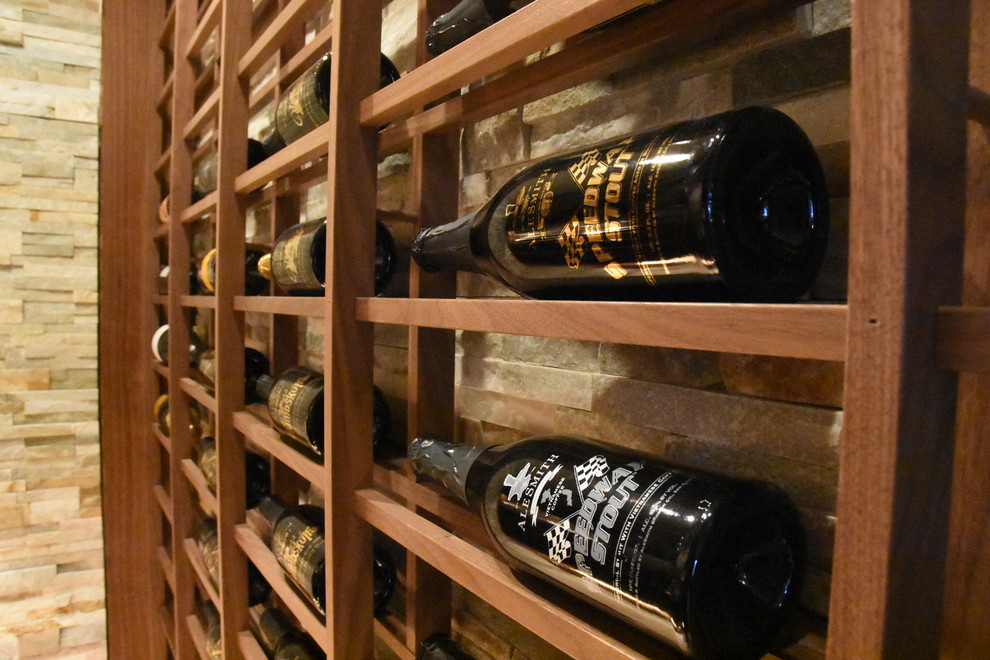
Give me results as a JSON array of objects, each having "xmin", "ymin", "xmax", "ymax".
[
  {"xmin": 180, "ymin": 191, "xmax": 217, "ymax": 223},
  {"xmin": 180, "ymin": 458, "xmax": 218, "ymax": 518},
  {"xmin": 378, "ymin": 0, "xmax": 808, "ymax": 154},
  {"xmin": 232, "ymin": 410, "xmax": 324, "ymax": 493},
  {"xmin": 356, "ymin": 488, "xmax": 665, "ymax": 660},
  {"xmin": 185, "ymin": 614, "xmax": 210, "ymax": 660},
  {"xmin": 154, "ymin": 484, "xmax": 173, "ymax": 524},
  {"xmin": 248, "ymin": 76, "xmax": 276, "ymax": 111},
  {"xmin": 967, "ymin": 85, "xmax": 990, "ymax": 126},
  {"xmin": 937, "ymin": 306, "xmax": 990, "ymax": 371},
  {"xmin": 279, "ymin": 19, "xmax": 334, "ymax": 88},
  {"xmin": 160, "ymin": 2, "xmax": 177, "ymax": 49},
  {"xmin": 237, "ymin": 630, "xmax": 268, "ymax": 659},
  {"xmin": 234, "ymin": 122, "xmax": 331, "ymax": 193},
  {"xmin": 237, "ymin": 0, "xmax": 326, "ymax": 78},
  {"xmin": 158, "ymin": 545, "xmax": 177, "ymax": 593},
  {"xmin": 180, "ymin": 295, "xmax": 218, "ymax": 309},
  {"xmin": 156, "ymin": 150, "xmax": 171, "ymax": 176},
  {"xmin": 184, "ymin": 538, "xmax": 222, "ymax": 608},
  {"xmin": 358, "ymin": 298, "xmax": 848, "ymax": 362},
  {"xmin": 155, "ymin": 424, "xmax": 172, "ymax": 453},
  {"xmin": 153, "ymin": 361, "xmax": 168, "ymax": 379},
  {"xmin": 158, "ymin": 73, "xmax": 174, "ymax": 114},
  {"xmin": 375, "ymin": 618, "xmax": 416, "ymax": 660},
  {"xmin": 180, "ymin": 377, "xmax": 217, "ymax": 414},
  {"xmin": 234, "ymin": 524, "xmax": 330, "ymax": 653},
  {"xmin": 184, "ymin": 87, "xmax": 220, "ymax": 140},
  {"xmin": 160, "ymin": 605, "xmax": 177, "ymax": 656},
  {"xmin": 363, "ymin": 0, "xmax": 666, "ymax": 127},
  {"xmin": 186, "ymin": 0, "xmax": 220, "ymax": 60},
  {"xmin": 232, "ymin": 295, "xmax": 324, "ymax": 317}
]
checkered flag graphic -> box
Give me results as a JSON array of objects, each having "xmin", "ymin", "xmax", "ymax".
[
  {"xmin": 544, "ymin": 520, "xmax": 572, "ymax": 565},
  {"xmin": 574, "ymin": 455, "xmax": 609, "ymax": 493}
]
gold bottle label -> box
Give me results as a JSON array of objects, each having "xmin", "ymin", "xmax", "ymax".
[
  {"xmin": 271, "ymin": 223, "xmax": 322, "ymax": 289},
  {"xmin": 268, "ymin": 368, "xmax": 322, "ymax": 451},
  {"xmin": 271, "ymin": 515, "xmax": 325, "ymax": 610},
  {"xmin": 275, "ymin": 57, "xmax": 329, "ymax": 146}
]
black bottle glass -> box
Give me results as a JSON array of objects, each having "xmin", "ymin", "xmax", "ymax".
[
  {"xmin": 410, "ymin": 434, "xmax": 806, "ymax": 660},
  {"xmin": 151, "ymin": 323, "xmax": 205, "ymax": 366},
  {"xmin": 417, "ymin": 633, "xmax": 475, "ymax": 660},
  {"xmin": 158, "ymin": 263, "xmax": 204, "ymax": 296},
  {"xmin": 259, "ymin": 496, "xmax": 327, "ymax": 613},
  {"xmin": 412, "ymin": 107, "xmax": 829, "ymax": 302},
  {"xmin": 197, "ymin": 246, "xmax": 270, "ymax": 296},
  {"xmin": 265, "ymin": 52, "xmax": 400, "ymax": 153},
  {"xmin": 196, "ymin": 518, "xmax": 273, "ymax": 606},
  {"xmin": 255, "ymin": 607, "xmax": 326, "ymax": 660},
  {"xmin": 195, "ymin": 346, "xmax": 270, "ymax": 405},
  {"xmin": 257, "ymin": 219, "xmax": 396, "ymax": 296},
  {"xmin": 196, "ymin": 435, "xmax": 272, "ymax": 509},
  {"xmin": 192, "ymin": 138, "xmax": 267, "ymax": 201}
]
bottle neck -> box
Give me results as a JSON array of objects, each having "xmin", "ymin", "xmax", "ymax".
[
  {"xmin": 255, "ymin": 373, "xmax": 275, "ymax": 402},
  {"xmin": 408, "ymin": 436, "xmax": 488, "ymax": 505},
  {"xmin": 411, "ymin": 214, "xmax": 486, "ymax": 275},
  {"xmin": 258, "ymin": 495, "xmax": 287, "ymax": 525}
]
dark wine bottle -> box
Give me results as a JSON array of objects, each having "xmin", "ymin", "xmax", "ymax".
[
  {"xmin": 196, "ymin": 435, "xmax": 272, "ymax": 509},
  {"xmin": 417, "ymin": 634, "xmax": 475, "ymax": 660},
  {"xmin": 372, "ymin": 385, "xmax": 393, "ymax": 459},
  {"xmin": 153, "ymin": 394, "xmax": 202, "ymax": 438},
  {"xmin": 192, "ymin": 138, "xmax": 267, "ymax": 201},
  {"xmin": 151, "ymin": 323, "xmax": 205, "ymax": 366},
  {"xmin": 255, "ymin": 607, "xmax": 326, "ymax": 660},
  {"xmin": 200, "ymin": 601, "xmax": 222, "ymax": 659},
  {"xmin": 412, "ymin": 107, "xmax": 829, "ymax": 302},
  {"xmin": 197, "ymin": 245, "xmax": 270, "ymax": 296},
  {"xmin": 254, "ymin": 366, "xmax": 391, "ymax": 460},
  {"xmin": 196, "ymin": 518, "xmax": 273, "ymax": 606},
  {"xmin": 259, "ymin": 496, "xmax": 327, "ymax": 613},
  {"xmin": 195, "ymin": 346, "xmax": 270, "ymax": 405},
  {"xmin": 258, "ymin": 496, "xmax": 398, "ymax": 617},
  {"xmin": 256, "ymin": 219, "xmax": 397, "ymax": 296},
  {"xmin": 263, "ymin": 52, "xmax": 400, "ymax": 154},
  {"xmin": 410, "ymin": 434, "xmax": 806, "ymax": 660},
  {"xmin": 157, "ymin": 263, "xmax": 203, "ymax": 296}
]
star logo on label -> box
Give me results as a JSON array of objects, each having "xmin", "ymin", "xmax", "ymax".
[{"xmin": 503, "ymin": 463, "xmax": 534, "ymax": 502}]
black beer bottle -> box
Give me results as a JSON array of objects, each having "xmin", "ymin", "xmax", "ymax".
[
  {"xmin": 195, "ymin": 435, "xmax": 272, "ymax": 509},
  {"xmin": 263, "ymin": 52, "xmax": 400, "ymax": 154},
  {"xmin": 409, "ymin": 434, "xmax": 806, "ymax": 660},
  {"xmin": 256, "ymin": 219, "xmax": 397, "ymax": 297},
  {"xmin": 412, "ymin": 107, "xmax": 829, "ymax": 302},
  {"xmin": 196, "ymin": 518, "xmax": 273, "ymax": 606},
  {"xmin": 255, "ymin": 607, "xmax": 326, "ymax": 660}
]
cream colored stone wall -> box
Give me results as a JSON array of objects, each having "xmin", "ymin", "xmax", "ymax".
[{"xmin": 0, "ymin": 1, "xmax": 104, "ymax": 658}]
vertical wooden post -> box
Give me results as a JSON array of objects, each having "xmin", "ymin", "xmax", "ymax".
[
  {"xmin": 829, "ymin": 0, "xmax": 970, "ymax": 657},
  {"xmin": 323, "ymin": 1, "xmax": 381, "ymax": 656},
  {"xmin": 100, "ymin": 1, "xmax": 169, "ymax": 657},
  {"xmin": 941, "ymin": 1, "xmax": 990, "ymax": 655}
]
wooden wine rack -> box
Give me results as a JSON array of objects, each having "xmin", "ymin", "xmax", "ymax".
[{"xmin": 99, "ymin": 0, "xmax": 990, "ymax": 658}]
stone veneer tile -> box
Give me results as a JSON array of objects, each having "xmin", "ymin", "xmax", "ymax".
[
  {"xmin": 458, "ymin": 356, "xmax": 594, "ymax": 411},
  {"xmin": 599, "ymin": 344, "xmax": 723, "ymax": 388}
]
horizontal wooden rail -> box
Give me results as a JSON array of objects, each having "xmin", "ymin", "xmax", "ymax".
[
  {"xmin": 237, "ymin": 630, "xmax": 268, "ymax": 659},
  {"xmin": 181, "ymin": 295, "xmax": 218, "ymax": 309},
  {"xmin": 154, "ymin": 484, "xmax": 173, "ymax": 525},
  {"xmin": 154, "ymin": 423, "xmax": 171, "ymax": 453},
  {"xmin": 184, "ymin": 537, "xmax": 222, "ymax": 608},
  {"xmin": 186, "ymin": 613, "xmax": 210, "ymax": 660},
  {"xmin": 158, "ymin": 73, "xmax": 174, "ymax": 114},
  {"xmin": 235, "ymin": 123, "xmax": 331, "ymax": 193},
  {"xmin": 232, "ymin": 410, "xmax": 324, "ymax": 487},
  {"xmin": 181, "ymin": 192, "xmax": 217, "ymax": 222},
  {"xmin": 185, "ymin": 0, "xmax": 220, "ymax": 61},
  {"xmin": 282, "ymin": 21, "xmax": 333, "ymax": 84},
  {"xmin": 157, "ymin": 545, "xmax": 176, "ymax": 592},
  {"xmin": 377, "ymin": 0, "xmax": 805, "ymax": 152},
  {"xmin": 356, "ymin": 488, "xmax": 662, "ymax": 660},
  {"xmin": 357, "ymin": 298, "xmax": 848, "ymax": 361},
  {"xmin": 233, "ymin": 295, "xmax": 325, "ymax": 316},
  {"xmin": 180, "ymin": 377, "xmax": 217, "ymax": 413},
  {"xmin": 156, "ymin": 150, "xmax": 171, "ymax": 176},
  {"xmin": 184, "ymin": 87, "xmax": 219, "ymax": 140},
  {"xmin": 160, "ymin": 606, "xmax": 176, "ymax": 656},
  {"xmin": 153, "ymin": 360, "xmax": 169, "ymax": 379},
  {"xmin": 361, "ymin": 0, "xmax": 649, "ymax": 127},
  {"xmin": 234, "ymin": 524, "xmax": 329, "ymax": 653},
  {"xmin": 159, "ymin": 2, "xmax": 176, "ymax": 49},
  {"xmin": 374, "ymin": 618, "xmax": 414, "ymax": 660},
  {"xmin": 238, "ymin": 0, "xmax": 326, "ymax": 78},
  {"xmin": 181, "ymin": 458, "xmax": 217, "ymax": 518}
]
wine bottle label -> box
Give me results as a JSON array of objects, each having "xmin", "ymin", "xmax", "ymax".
[
  {"xmin": 486, "ymin": 448, "xmax": 727, "ymax": 652},
  {"xmin": 271, "ymin": 224, "xmax": 322, "ymax": 289},
  {"xmin": 268, "ymin": 369, "xmax": 323, "ymax": 451},
  {"xmin": 275, "ymin": 58, "xmax": 329, "ymax": 146},
  {"xmin": 271, "ymin": 516, "xmax": 326, "ymax": 611},
  {"xmin": 495, "ymin": 129, "xmax": 715, "ymax": 286}
]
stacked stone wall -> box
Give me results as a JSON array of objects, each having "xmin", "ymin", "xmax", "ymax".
[{"xmin": 0, "ymin": 1, "xmax": 104, "ymax": 658}]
